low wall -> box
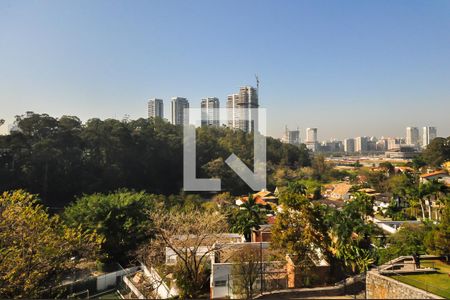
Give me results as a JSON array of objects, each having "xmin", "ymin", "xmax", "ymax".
[
  {"xmin": 366, "ymin": 270, "xmax": 443, "ymax": 299},
  {"xmin": 257, "ymin": 274, "xmax": 365, "ymax": 299}
]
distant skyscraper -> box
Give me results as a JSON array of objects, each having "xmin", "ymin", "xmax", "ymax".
[
  {"xmin": 171, "ymin": 97, "xmax": 189, "ymax": 125},
  {"xmin": 226, "ymin": 86, "xmax": 258, "ymax": 132},
  {"xmin": 305, "ymin": 128, "xmax": 318, "ymax": 151},
  {"xmin": 148, "ymin": 98, "xmax": 164, "ymax": 119},
  {"xmin": 344, "ymin": 138, "xmax": 355, "ymax": 153},
  {"xmin": 282, "ymin": 126, "xmax": 300, "ymax": 145},
  {"xmin": 226, "ymin": 94, "xmax": 239, "ymax": 129},
  {"xmin": 406, "ymin": 127, "xmax": 419, "ymax": 146},
  {"xmin": 422, "ymin": 126, "xmax": 437, "ymax": 148},
  {"xmin": 306, "ymin": 128, "xmax": 317, "ymax": 143},
  {"xmin": 355, "ymin": 136, "xmax": 368, "ymax": 153},
  {"xmin": 201, "ymin": 97, "xmax": 220, "ymax": 127}
]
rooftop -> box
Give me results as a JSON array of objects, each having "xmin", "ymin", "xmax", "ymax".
[{"xmin": 420, "ymin": 170, "xmax": 448, "ymax": 178}]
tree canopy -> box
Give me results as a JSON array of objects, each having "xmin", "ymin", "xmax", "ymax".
[
  {"xmin": 0, "ymin": 113, "xmax": 311, "ymax": 206},
  {"xmin": 422, "ymin": 137, "xmax": 450, "ymax": 167},
  {"xmin": 0, "ymin": 190, "xmax": 101, "ymax": 298},
  {"xmin": 63, "ymin": 190, "xmax": 160, "ymax": 263}
]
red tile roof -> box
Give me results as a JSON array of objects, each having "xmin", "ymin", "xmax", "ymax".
[{"xmin": 420, "ymin": 170, "xmax": 448, "ymax": 178}]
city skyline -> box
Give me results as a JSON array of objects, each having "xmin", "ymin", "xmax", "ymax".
[
  {"xmin": 1, "ymin": 93, "xmax": 443, "ymax": 143},
  {"xmin": 1, "ymin": 0, "xmax": 450, "ymax": 139}
]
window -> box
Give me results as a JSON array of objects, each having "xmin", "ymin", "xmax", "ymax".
[{"xmin": 214, "ymin": 280, "xmax": 227, "ymax": 287}]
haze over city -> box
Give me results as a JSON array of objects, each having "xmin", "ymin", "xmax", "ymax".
[{"xmin": 1, "ymin": 0, "xmax": 449, "ymax": 139}]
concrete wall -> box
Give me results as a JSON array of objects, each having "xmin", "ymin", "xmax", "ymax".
[{"xmin": 366, "ymin": 270, "xmax": 443, "ymax": 299}]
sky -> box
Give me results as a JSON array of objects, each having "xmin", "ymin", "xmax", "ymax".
[{"xmin": 0, "ymin": 0, "xmax": 449, "ymax": 140}]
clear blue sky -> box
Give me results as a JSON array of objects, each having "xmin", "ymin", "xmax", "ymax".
[{"xmin": 1, "ymin": 0, "xmax": 449, "ymax": 140}]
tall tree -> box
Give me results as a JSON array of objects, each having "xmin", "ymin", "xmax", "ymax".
[
  {"xmin": 422, "ymin": 137, "xmax": 450, "ymax": 167},
  {"xmin": 271, "ymin": 191, "xmax": 326, "ymax": 267},
  {"xmin": 63, "ymin": 190, "xmax": 160, "ymax": 263},
  {"xmin": 230, "ymin": 194, "xmax": 264, "ymax": 242},
  {"xmin": 0, "ymin": 190, "xmax": 101, "ymax": 298}
]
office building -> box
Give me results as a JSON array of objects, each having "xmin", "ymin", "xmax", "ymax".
[
  {"xmin": 148, "ymin": 98, "xmax": 164, "ymax": 119},
  {"xmin": 406, "ymin": 127, "xmax": 419, "ymax": 146},
  {"xmin": 226, "ymin": 86, "xmax": 258, "ymax": 132},
  {"xmin": 387, "ymin": 137, "xmax": 402, "ymax": 150},
  {"xmin": 422, "ymin": 127, "xmax": 437, "ymax": 148},
  {"xmin": 171, "ymin": 97, "xmax": 189, "ymax": 125},
  {"xmin": 201, "ymin": 97, "xmax": 220, "ymax": 127},
  {"xmin": 355, "ymin": 136, "xmax": 368, "ymax": 153},
  {"xmin": 321, "ymin": 140, "xmax": 343, "ymax": 153},
  {"xmin": 344, "ymin": 138, "xmax": 355, "ymax": 153}
]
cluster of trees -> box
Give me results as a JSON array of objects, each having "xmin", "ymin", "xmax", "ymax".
[
  {"xmin": 0, "ymin": 191, "xmax": 102, "ymax": 298},
  {"xmin": 420, "ymin": 137, "xmax": 450, "ymax": 167},
  {"xmin": 2, "ymin": 185, "xmax": 449, "ymax": 298},
  {"xmin": 271, "ymin": 184, "xmax": 380, "ymax": 280},
  {"xmin": 378, "ymin": 200, "xmax": 450, "ymax": 264},
  {"xmin": 0, "ymin": 113, "xmax": 311, "ymax": 206}
]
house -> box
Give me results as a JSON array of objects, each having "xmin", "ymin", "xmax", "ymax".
[
  {"xmin": 329, "ymin": 183, "xmax": 353, "ymax": 201},
  {"xmin": 209, "ymin": 242, "xmax": 273, "ymax": 299},
  {"xmin": 372, "ymin": 193, "xmax": 393, "ymax": 214},
  {"xmin": 164, "ymin": 234, "xmax": 244, "ymax": 265},
  {"xmin": 235, "ymin": 189, "xmax": 279, "ymax": 207},
  {"xmin": 209, "ymin": 242, "xmax": 330, "ymax": 299},
  {"xmin": 419, "ymin": 170, "xmax": 449, "ymax": 184},
  {"xmin": 395, "ymin": 166, "xmax": 414, "ymax": 174},
  {"xmin": 251, "ymin": 224, "xmax": 272, "ymax": 242},
  {"xmin": 254, "ymin": 189, "xmax": 279, "ymax": 205},
  {"xmin": 235, "ymin": 195, "xmax": 268, "ymax": 206}
]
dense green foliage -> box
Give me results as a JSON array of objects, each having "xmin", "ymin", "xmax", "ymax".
[
  {"xmin": 228, "ymin": 195, "xmax": 267, "ymax": 241},
  {"xmin": 0, "ymin": 191, "xmax": 101, "ymax": 298},
  {"xmin": 63, "ymin": 190, "xmax": 160, "ymax": 263},
  {"xmin": 421, "ymin": 137, "xmax": 450, "ymax": 167},
  {"xmin": 0, "ymin": 113, "xmax": 311, "ymax": 206},
  {"xmin": 378, "ymin": 223, "xmax": 429, "ymax": 264}
]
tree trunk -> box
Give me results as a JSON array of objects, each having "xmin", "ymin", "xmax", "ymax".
[
  {"xmin": 428, "ymin": 201, "xmax": 432, "ymax": 221},
  {"xmin": 419, "ymin": 200, "xmax": 426, "ymax": 220}
]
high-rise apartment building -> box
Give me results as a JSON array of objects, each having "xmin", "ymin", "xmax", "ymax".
[
  {"xmin": 306, "ymin": 128, "xmax": 318, "ymax": 143},
  {"xmin": 148, "ymin": 98, "xmax": 164, "ymax": 119},
  {"xmin": 171, "ymin": 97, "xmax": 189, "ymax": 125},
  {"xmin": 226, "ymin": 94, "xmax": 239, "ymax": 129},
  {"xmin": 305, "ymin": 128, "xmax": 318, "ymax": 151},
  {"xmin": 344, "ymin": 138, "xmax": 355, "ymax": 153},
  {"xmin": 201, "ymin": 97, "xmax": 220, "ymax": 127},
  {"xmin": 282, "ymin": 126, "xmax": 300, "ymax": 145},
  {"xmin": 406, "ymin": 127, "xmax": 419, "ymax": 146},
  {"xmin": 355, "ymin": 136, "xmax": 368, "ymax": 153},
  {"xmin": 422, "ymin": 127, "xmax": 437, "ymax": 148},
  {"xmin": 226, "ymin": 86, "xmax": 258, "ymax": 132}
]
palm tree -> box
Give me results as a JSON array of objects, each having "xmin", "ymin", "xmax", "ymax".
[
  {"xmin": 232, "ymin": 194, "xmax": 262, "ymax": 241},
  {"xmin": 406, "ymin": 185, "xmax": 428, "ymax": 220},
  {"xmin": 426, "ymin": 180, "xmax": 448, "ymax": 220}
]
